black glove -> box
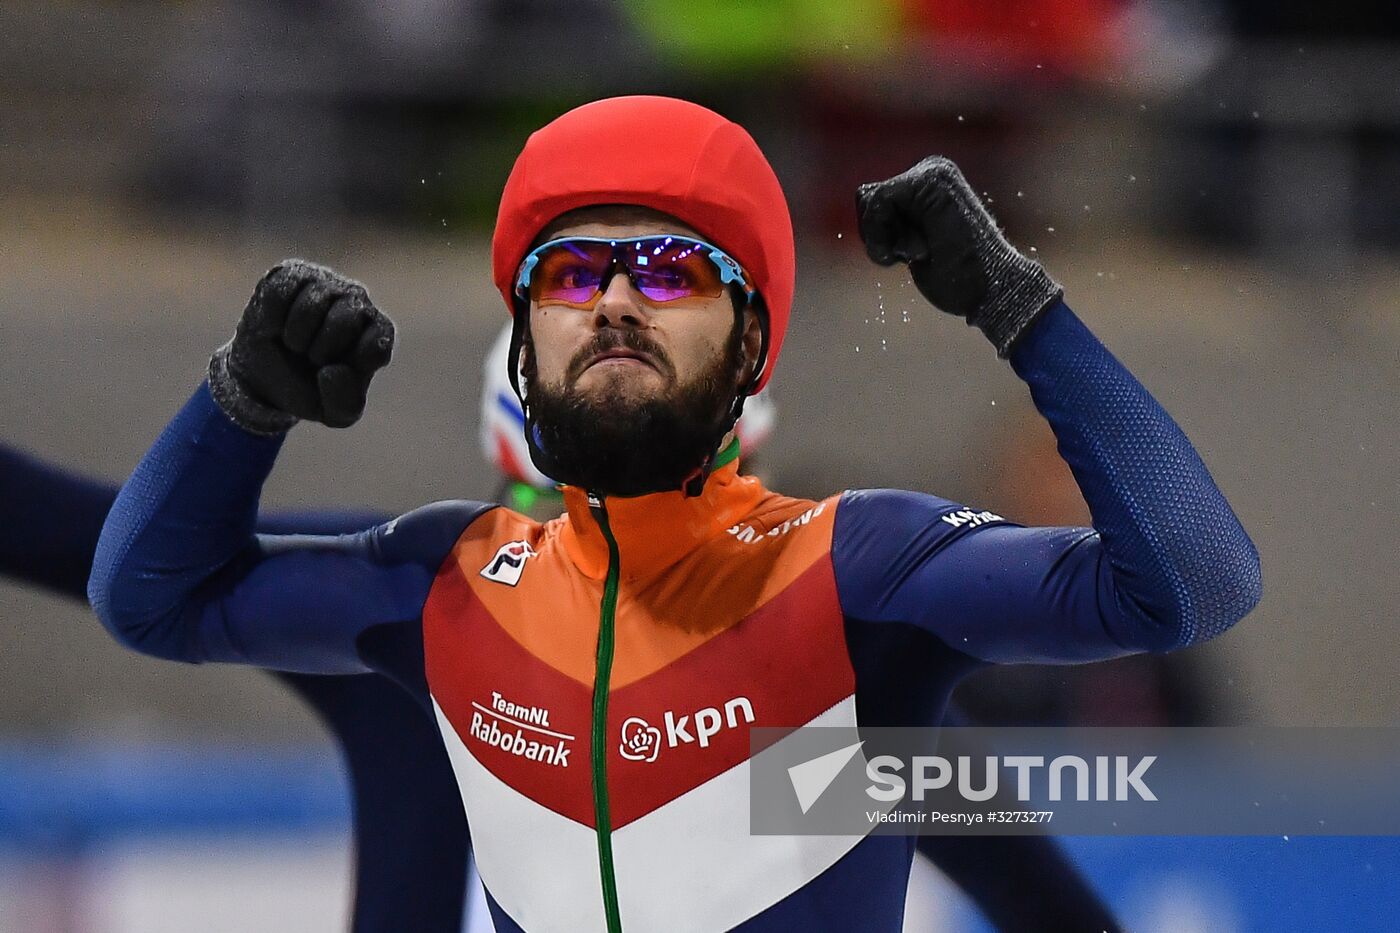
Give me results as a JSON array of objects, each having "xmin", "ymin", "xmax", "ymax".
[
  {"xmin": 856, "ymin": 156, "xmax": 1063, "ymax": 356},
  {"xmin": 208, "ymin": 260, "xmax": 395, "ymax": 434}
]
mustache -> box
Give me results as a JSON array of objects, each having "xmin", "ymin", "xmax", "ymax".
[{"xmin": 567, "ymin": 328, "xmax": 674, "ymax": 382}]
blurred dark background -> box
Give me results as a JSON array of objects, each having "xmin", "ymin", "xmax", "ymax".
[{"xmin": 1, "ymin": 1, "xmax": 1397, "ymax": 929}]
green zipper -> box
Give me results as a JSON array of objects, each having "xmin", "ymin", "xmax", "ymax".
[
  {"xmin": 585, "ymin": 446, "xmax": 737, "ymax": 931},
  {"xmin": 588, "ymin": 494, "xmax": 624, "ymax": 933}
]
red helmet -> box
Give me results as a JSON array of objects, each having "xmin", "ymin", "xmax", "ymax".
[{"xmin": 490, "ymin": 95, "xmax": 795, "ymax": 392}]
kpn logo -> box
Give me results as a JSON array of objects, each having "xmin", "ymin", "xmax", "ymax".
[{"xmin": 619, "ymin": 697, "xmax": 756, "ymax": 762}]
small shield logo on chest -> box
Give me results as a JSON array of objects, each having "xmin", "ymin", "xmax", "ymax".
[{"xmin": 480, "ymin": 540, "xmax": 537, "ymax": 586}]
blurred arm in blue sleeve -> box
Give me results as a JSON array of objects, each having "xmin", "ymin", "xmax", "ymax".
[{"xmin": 4, "ymin": 435, "xmax": 473, "ymax": 933}]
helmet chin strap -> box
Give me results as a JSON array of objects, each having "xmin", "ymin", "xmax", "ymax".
[
  {"xmin": 682, "ymin": 314, "xmax": 766, "ymax": 497},
  {"xmin": 507, "ymin": 298, "xmax": 769, "ymax": 499},
  {"xmin": 506, "ymin": 303, "xmax": 575, "ymax": 490}
]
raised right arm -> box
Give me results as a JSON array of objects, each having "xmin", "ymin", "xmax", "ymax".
[
  {"xmin": 87, "ymin": 381, "xmax": 489, "ymax": 683},
  {"xmin": 89, "ymin": 259, "xmax": 491, "ymax": 690}
]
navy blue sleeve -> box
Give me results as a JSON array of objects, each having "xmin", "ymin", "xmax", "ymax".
[
  {"xmin": 256, "ymin": 508, "xmax": 391, "ymax": 537},
  {"xmin": 88, "ymin": 382, "xmax": 493, "ymax": 686},
  {"xmin": 1, "ymin": 442, "xmax": 390, "ymax": 601},
  {"xmin": 4, "ymin": 442, "xmax": 472, "ymax": 932},
  {"xmin": 833, "ymin": 301, "xmax": 1261, "ymax": 662},
  {"xmin": 284, "ymin": 671, "xmax": 470, "ymax": 933},
  {"xmin": 1, "ymin": 443, "xmax": 117, "ymax": 596}
]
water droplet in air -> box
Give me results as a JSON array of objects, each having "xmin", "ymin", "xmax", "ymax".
[{"xmin": 836, "ymin": 232, "xmax": 843, "ymax": 239}]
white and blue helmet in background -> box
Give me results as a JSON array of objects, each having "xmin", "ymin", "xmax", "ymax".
[{"xmin": 479, "ymin": 323, "xmax": 776, "ymax": 490}]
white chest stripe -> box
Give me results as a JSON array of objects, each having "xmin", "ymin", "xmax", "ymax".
[
  {"xmin": 434, "ymin": 695, "xmax": 868, "ymax": 933},
  {"xmin": 434, "ymin": 699, "xmax": 605, "ymax": 932}
]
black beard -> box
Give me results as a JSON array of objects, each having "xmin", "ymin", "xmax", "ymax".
[{"xmin": 521, "ymin": 324, "xmax": 744, "ymax": 497}]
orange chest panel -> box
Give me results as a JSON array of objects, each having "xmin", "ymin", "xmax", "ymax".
[{"xmin": 422, "ymin": 495, "xmax": 855, "ymax": 829}]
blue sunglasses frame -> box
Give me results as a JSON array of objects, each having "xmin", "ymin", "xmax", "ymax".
[{"xmin": 513, "ymin": 234, "xmax": 756, "ymax": 305}]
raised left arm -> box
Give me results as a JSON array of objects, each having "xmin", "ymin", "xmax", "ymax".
[{"xmin": 839, "ymin": 157, "xmax": 1261, "ymax": 662}]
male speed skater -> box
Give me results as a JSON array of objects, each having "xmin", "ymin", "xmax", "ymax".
[
  {"xmin": 5, "ymin": 440, "xmax": 1112, "ymax": 933},
  {"xmin": 90, "ymin": 95, "xmax": 1261, "ymax": 932},
  {"xmin": 478, "ymin": 323, "xmax": 1122, "ymax": 932}
]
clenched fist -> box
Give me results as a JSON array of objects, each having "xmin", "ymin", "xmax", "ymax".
[
  {"xmin": 856, "ymin": 156, "xmax": 1062, "ymax": 356},
  {"xmin": 209, "ymin": 260, "xmax": 395, "ymax": 433}
]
